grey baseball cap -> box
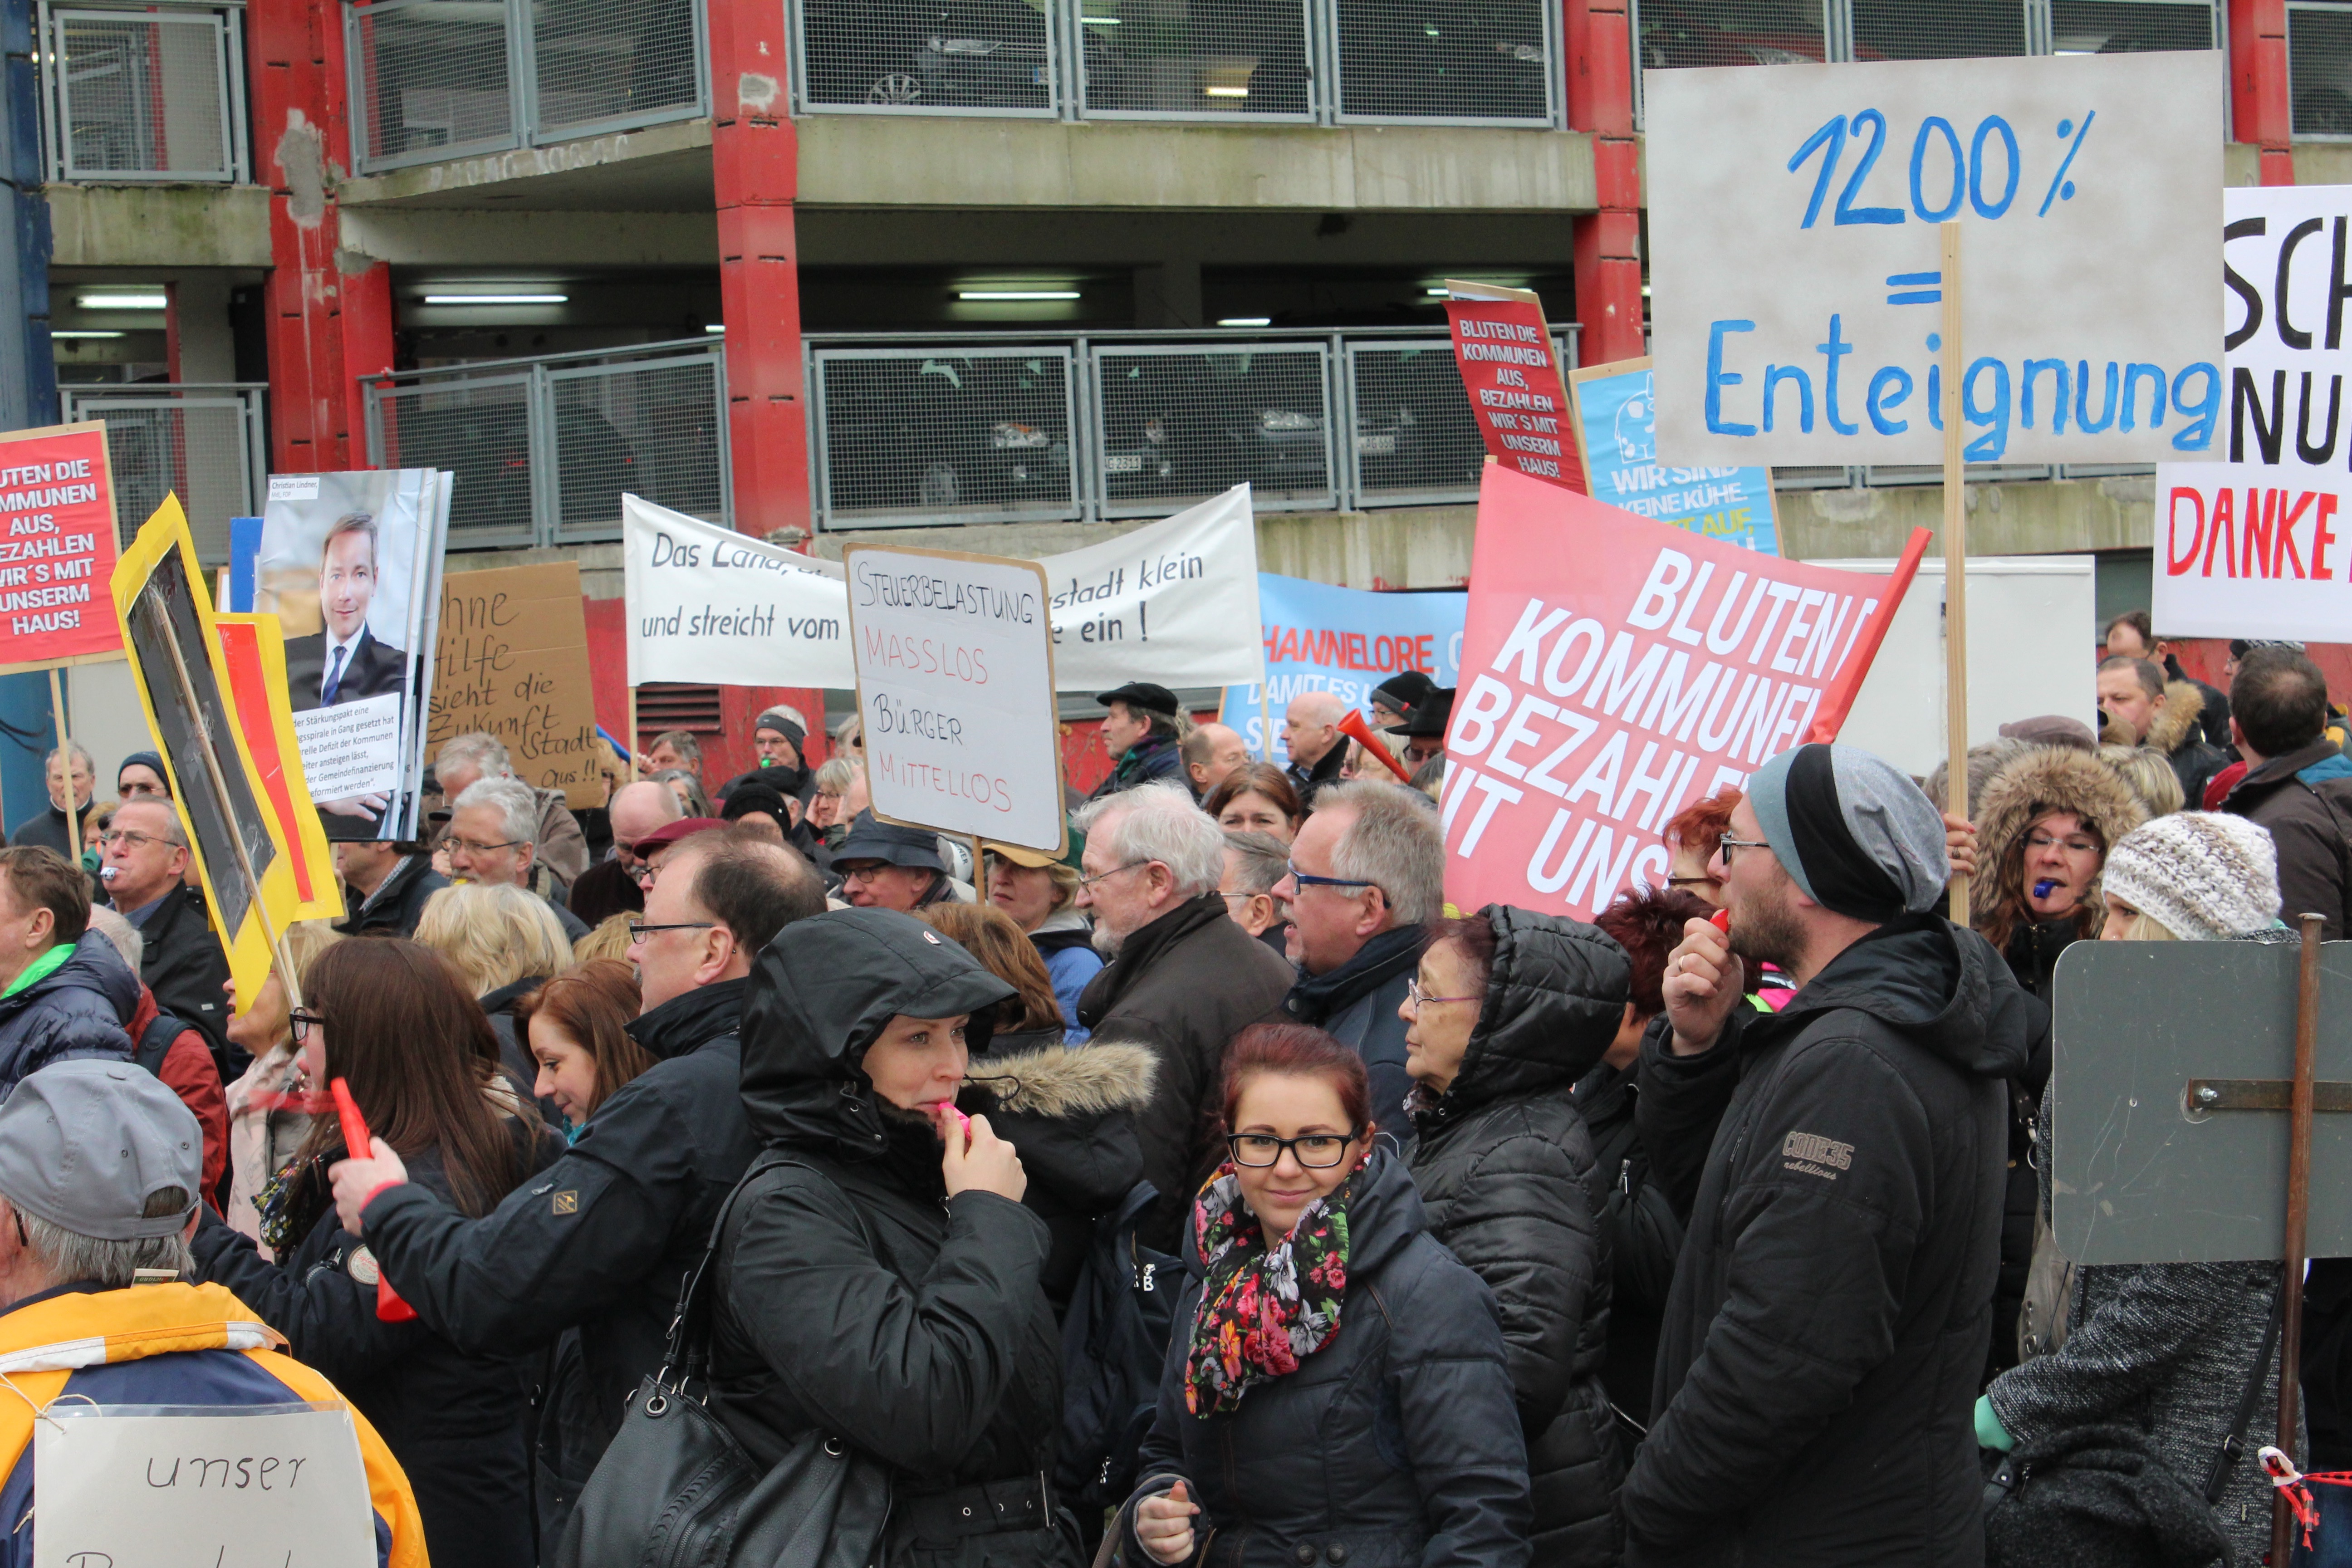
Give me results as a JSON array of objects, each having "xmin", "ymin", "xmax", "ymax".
[{"xmin": 0, "ymin": 1060, "xmax": 200, "ymax": 1240}]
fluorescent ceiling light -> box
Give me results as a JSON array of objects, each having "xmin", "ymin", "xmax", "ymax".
[
  {"xmin": 52, "ymin": 330, "xmax": 124, "ymax": 339},
  {"xmin": 1426, "ymin": 288, "xmax": 1452, "ymax": 297},
  {"xmin": 704, "ymin": 323, "xmax": 725, "ymax": 333},
  {"xmin": 1081, "ymin": 14, "xmax": 1120, "ymax": 21},
  {"xmin": 1218, "ymin": 317, "xmax": 1272, "ymax": 327},
  {"xmin": 77, "ymin": 293, "xmax": 165, "ymax": 310},
  {"xmin": 1204, "ymin": 85, "xmax": 1249, "ymax": 97},
  {"xmin": 957, "ymin": 289, "xmax": 1079, "ymax": 301},
  {"xmin": 421, "ymin": 293, "xmax": 568, "ymax": 304}
]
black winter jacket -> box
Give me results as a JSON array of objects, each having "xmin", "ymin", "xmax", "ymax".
[
  {"xmin": 1088, "ymin": 732, "xmax": 1186, "ymax": 801},
  {"xmin": 191, "ymin": 1122, "xmax": 564, "ymax": 1568},
  {"xmin": 357, "ymin": 979, "xmax": 760, "ymax": 1485},
  {"xmin": 710, "ymin": 908, "xmax": 1082, "ymax": 1568},
  {"xmin": 132, "ymin": 885, "xmax": 235, "ymax": 1076},
  {"xmin": 1569, "ymin": 1059, "xmax": 1681, "ymax": 1439},
  {"xmin": 2222, "ymin": 736, "xmax": 2352, "ymax": 940},
  {"xmin": 1119, "ymin": 1147, "xmax": 1532, "ymax": 1568},
  {"xmin": 1623, "ymin": 915, "xmax": 2031, "ymax": 1568},
  {"xmin": 1285, "ymin": 924, "xmax": 1418, "ymax": 1158},
  {"xmin": 0, "ymin": 931, "xmax": 137, "ymax": 1098},
  {"xmin": 1406, "ymin": 906, "xmax": 1627, "ymax": 1565},
  {"xmin": 337, "ymin": 854, "xmax": 451, "ymax": 941},
  {"xmin": 1077, "ymin": 894, "xmax": 1295, "ymax": 1250}
]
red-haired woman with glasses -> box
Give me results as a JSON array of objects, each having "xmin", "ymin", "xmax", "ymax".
[{"xmin": 1115, "ymin": 1023, "xmax": 1531, "ymax": 1568}]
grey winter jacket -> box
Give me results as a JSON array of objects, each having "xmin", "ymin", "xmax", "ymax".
[{"xmin": 1408, "ymin": 906, "xmax": 1627, "ymax": 1565}]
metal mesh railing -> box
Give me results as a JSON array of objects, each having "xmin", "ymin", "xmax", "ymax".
[
  {"xmin": 44, "ymin": 5, "xmax": 244, "ymax": 181},
  {"xmin": 1094, "ymin": 343, "xmax": 1334, "ymax": 515},
  {"xmin": 348, "ymin": 0, "xmax": 519, "ymax": 169},
  {"xmin": 2293, "ymin": 3, "xmax": 2352, "ymax": 136},
  {"xmin": 1848, "ymin": 0, "xmax": 2029, "ymax": 59},
  {"xmin": 2049, "ymin": 0, "xmax": 2216, "ymax": 53},
  {"xmin": 529, "ymin": 0, "xmax": 705, "ymax": 138},
  {"xmin": 1074, "ymin": 0, "xmax": 1313, "ymax": 118},
  {"xmin": 1345, "ymin": 341, "xmax": 1486, "ymax": 505},
  {"xmin": 61, "ymin": 386, "xmax": 265, "ymax": 563},
  {"xmin": 373, "ymin": 376, "xmax": 538, "ymax": 547},
  {"xmin": 813, "ymin": 349, "xmax": 1078, "ymax": 524},
  {"xmin": 548, "ymin": 356, "xmax": 726, "ymax": 538},
  {"xmin": 795, "ymin": 0, "xmax": 1058, "ymax": 114},
  {"xmin": 1330, "ymin": 0, "xmax": 1554, "ymax": 123}
]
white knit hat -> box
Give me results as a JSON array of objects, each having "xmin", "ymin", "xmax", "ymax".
[{"xmin": 2100, "ymin": 812, "xmax": 2281, "ymax": 941}]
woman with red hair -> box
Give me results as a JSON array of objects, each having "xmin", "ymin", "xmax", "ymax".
[{"xmin": 1117, "ymin": 1024, "xmax": 1532, "ymax": 1568}]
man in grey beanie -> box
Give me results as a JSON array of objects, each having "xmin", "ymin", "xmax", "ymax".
[{"xmin": 1621, "ymin": 742, "xmax": 2037, "ymax": 1568}]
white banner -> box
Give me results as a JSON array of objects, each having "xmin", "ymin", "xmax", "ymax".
[
  {"xmin": 2155, "ymin": 185, "xmax": 2352, "ymax": 642},
  {"xmin": 36, "ymin": 1403, "xmax": 378, "ymax": 1568},
  {"xmin": 847, "ymin": 545, "xmax": 1066, "ymax": 852},
  {"xmin": 1647, "ymin": 53, "xmax": 2222, "ymax": 467},
  {"xmin": 624, "ymin": 485, "xmax": 1265, "ymax": 693},
  {"xmin": 623, "ymin": 497, "xmax": 855, "ymax": 687}
]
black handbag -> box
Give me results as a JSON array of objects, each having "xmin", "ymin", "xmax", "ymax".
[{"xmin": 556, "ymin": 1155, "xmax": 894, "ymax": 1568}]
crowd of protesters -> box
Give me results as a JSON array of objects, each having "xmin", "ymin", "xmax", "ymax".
[{"xmin": 0, "ymin": 629, "xmax": 2339, "ymax": 1567}]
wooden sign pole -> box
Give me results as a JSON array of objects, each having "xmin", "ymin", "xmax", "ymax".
[
  {"xmin": 2274, "ymin": 910, "xmax": 2325, "ymax": 1565},
  {"xmin": 47, "ymin": 668, "xmax": 79, "ymax": 867},
  {"xmin": 1940, "ymin": 221, "xmax": 1972, "ymax": 927},
  {"xmin": 626, "ymin": 686, "xmax": 640, "ymax": 780}
]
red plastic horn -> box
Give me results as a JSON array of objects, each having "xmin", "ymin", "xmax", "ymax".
[
  {"xmin": 332, "ymin": 1078, "xmax": 418, "ymax": 1323},
  {"xmin": 1336, "ymin": 709, "xmax": 1416, "ymax": 784}
]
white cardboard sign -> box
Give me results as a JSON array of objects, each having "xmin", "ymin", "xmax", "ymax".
[
  {"xmin": 2155, "ymin": 184, "xmax": 2352, "ymax": 642},
  {"xmin": 1647, "ymin": 52, "xmax": 2223, "ymax": 467},
  {"xmin": 34, "ymin": 1402, "xmax": 378, "ymax": 1568},
  {"xmin": 845, "ymin": 544, "xmax": 1066, "ymax": 854},
  {"xmin": 623, "ymin": 497, "xmax": 854, "ymax": 688}
]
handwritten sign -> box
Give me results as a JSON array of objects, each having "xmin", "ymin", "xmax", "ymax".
[
  {"xmin": 0, "ymin": 421, "xmax": 122, "ymax": 673},
  {"xmin": 1444, "ymin": 283, "xmax": 1584, "ymax": 493},
  {"xmin": 428, "ymin": 562, "xmax": 603, "ymax": 808},
  {"xmin": 845, "ymin": 544, "xmax": 1064, "ymax": 854},
  {"xmin": 34, "ymin": 1402, "xmax": 377, "ymax": 1568},
  {"xmin": 1572, "ymin": 358, "xmax": 1780, "ymax": 555},
  {"xmin": 624, "ymin": 495, "xmax": 854, "ymax": 688},
  {"xmin": 1647, "ymin": 53, "xmax": 2223, "ymax": 466},
  {"xmin": 2154, "ymin": 184, "xmax": 2352, "ymax": 642}
]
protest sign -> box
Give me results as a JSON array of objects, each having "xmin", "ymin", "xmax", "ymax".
[
  {"xmin": 1646, "ymin": 53, "xmax": 2223, "ymax": 468},
  {"xmin": 429, "ymin": 563, "xmax": 604, "ymax": 808},
  {"xmin": 623, "ymin": 495, "xmax": 855, "ymax": 689},
  {"xmin": 845, "ymin": 544, "xmax": 1064, "ymax": 855},
  {"xmin": 1571, "ymin": 358, "xmax": 1779, "ymax": 555},
  {"xmin": 1441, "ymin": 466, "xmax": 1916, "ymax": 921},
  {"xmin": 1443, "ymin": 283, "xmax": 1584, "ymax": 494},
  {"xmin": 1037, "ymin": 483, "xmax": 1263, "ymax": 691},
  {"xmin": 114, "ymin": 496, "xmax": 324, "ymax": 1009},
  {"xmin": 0, "ymin": 421, "xmax": 122, "ymax": 674},
  {"xmin": 35, "ymin": 1402, "xmax": 379, "ymax": 1568},
  {"xmin": 215, "ymin": 613, "xmax": 345, "ymax": 926},
  {"xmin": 2153, "ymin": 184, "xmax": 2352, "ymax": 642},
  {"xmin": 257, "ymin": 470, "xmax": 448, "ymax": 842},
  {"xmin": 1220, "ymin": 575, "xmax": 1465, "ymax": 762}
]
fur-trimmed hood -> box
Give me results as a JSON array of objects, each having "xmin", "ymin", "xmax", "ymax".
[
  {"xmin": 1973, "ymin": 744, "xmax": 2148, "ymax": 936},
  {"xmin": 964, "ymin": 1039, "xmax": 1156, "ymax": 1119},
  {"xmin": 2145, "ymin": 679, "xmax": 2208, "ymax": 759}
]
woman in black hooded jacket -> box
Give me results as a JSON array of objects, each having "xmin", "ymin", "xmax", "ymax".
[
  {"xmin": 707, "ymin": 906, "xmax": 1086, "ymax": 1567},
  {"xmin": 1401, "ymin": 904, "xmax": 1630, "ymax": 1564}
]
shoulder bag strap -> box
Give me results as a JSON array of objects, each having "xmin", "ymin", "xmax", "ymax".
[
  {"xmin": 668, "ymin": 1152, "xmax": 880, "ymax": 1384},
  {"xmin": 2205, "ymin": 1268, "xmax": 2289, "ymax": 1506}
]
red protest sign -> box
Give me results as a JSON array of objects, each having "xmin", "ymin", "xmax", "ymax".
[
  {"xmin": 1443, "ymin": 282, "xmax": 1585, "ymax": 496},
  {"xmin": 0, "ymin": 422, "xmax": 121, "ymax": 675},
  {"xmin": 1442, "ymin": 466, "xmax": 1919, "ymax": 920}
]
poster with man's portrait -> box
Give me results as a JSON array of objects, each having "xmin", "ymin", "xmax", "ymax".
[{"xmin": 258, "ymin": 469, "xmax": 450, "ymax": 841}]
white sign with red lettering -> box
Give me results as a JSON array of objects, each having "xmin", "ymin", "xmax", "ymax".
[{"xmin": 844, "ymin": 543, "xmax": 1066, "ymax": 856}]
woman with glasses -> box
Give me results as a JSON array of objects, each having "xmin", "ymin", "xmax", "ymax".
[
  {"xmin": 1399, "ymin": 907, "xmax": 1633, "ymax": 1564},
  {"xmin": 1117, "ymin": 1022, "xmax": 1531, "ymax": 1568},
  {"xmin": 190, "ymin": 938, "xmax": 564, "ymax": 1568}
]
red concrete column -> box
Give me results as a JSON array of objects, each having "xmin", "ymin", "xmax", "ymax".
[
  {"xmin": 1567, "ymin": 0, "xmax": 1646, "ymax": 366},
  {"xmin": 248, "ymin": 0, "xmax": 394, "ymax": 472},
  {"xmin": 710, "ymin": 0, "xmax": 813, "ymax": 538},
  {"xmin": 2233, "ymin": 0, "xmax": 2295, "ymax": 185}
]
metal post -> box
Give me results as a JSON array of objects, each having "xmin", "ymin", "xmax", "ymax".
[
  {"xmin": 2273, "ymin": 910, "xmax": 2325, "ymax": 1564},
  {"xmin": 0, "ymin": 0, "xmax": 59, "ymax": 434}
]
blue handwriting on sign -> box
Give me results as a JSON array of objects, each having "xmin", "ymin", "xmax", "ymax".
[{"xmin": 1784, "ymin": 110, "xmax": 2101, "ymax": 229}]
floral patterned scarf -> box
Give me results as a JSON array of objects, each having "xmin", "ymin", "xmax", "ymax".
[{"xmin": 1182, "ymin": 1161, "xmax": 1356, "ymax": 1417}]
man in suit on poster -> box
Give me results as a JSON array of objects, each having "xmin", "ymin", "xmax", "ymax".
[{"xmin": 284, "ymin": 512, "xmax": 409, "ymax": 714}]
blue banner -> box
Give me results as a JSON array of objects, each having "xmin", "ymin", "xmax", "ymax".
[
  {"xmin": 1219, "ymin": 574, "xmax": 1466, "ymax": 764},
  {"xmin": 1574, "ymin": 364, "xmax": 1780, "ymax": 556}
]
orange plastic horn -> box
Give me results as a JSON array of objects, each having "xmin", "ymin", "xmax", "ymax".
[{"xmin": 1337, "ymin": 709, "xmax": 1416, "ymax": 783}]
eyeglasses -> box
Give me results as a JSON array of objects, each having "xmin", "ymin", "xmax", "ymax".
[
  {"xmin": 1716, "ymin": 834, "xmax": 1773, "ymax": 865},
  {"xmin": 1077, "ymin": 860, "xmax": 1148, "ymax": 889},
  {"xmin": 1406, "ymin": 978, "xmax": 1479, "ymax": 1007},
  {"xmin": 1283, "ymin": 861, "xmax": 1375, "ymax": 893},
  {"xmin": 445, "ymin": 837, "xmax": 522, "ymax": 857},
  {"xmin": 98, "ymin": 829, "xmax": 176, "ymax": 852},
  {"xmin": 2025, "ymin": 833, "xmax": 2101, "ymax": 856},
  {"xmin": 628, "ymin": 920, "xmax": 717, "ymax": 945},
  {"xmin": 289, "ymin": 1007, "xmax": 327, "ymax": 1044},
  {"xmin": 1226, "ymin": 1129, "xmax": 1363, "ymax": 1169}
]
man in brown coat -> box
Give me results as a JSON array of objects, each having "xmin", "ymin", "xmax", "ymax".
[
  {"xmin": 2221, "ymin": 646, "xmax": 2352, "ymax": 940},
  {"xmin": 1073, "ymin": 781, "xmax": 1294, "ymax": 1249}
]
